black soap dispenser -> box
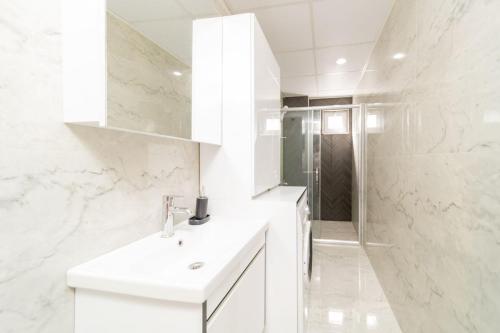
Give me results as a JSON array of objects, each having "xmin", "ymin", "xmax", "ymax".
[{"xmin": 189, "ymin": 186, "xmax": 210, "ymax": 225}]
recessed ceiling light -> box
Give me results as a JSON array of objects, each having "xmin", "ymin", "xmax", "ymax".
[
  {"xmin": 392, "ymin": 53, "xmax": 406, "ymax": 60},
  {"xmin": 172, "ymin": 71, "xmax": 182, "ymax": 76},
  {"xmin": 336, "ymin": 58, "xmax": 347, "ymax": 65}
]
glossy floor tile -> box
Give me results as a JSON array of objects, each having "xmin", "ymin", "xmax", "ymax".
[
  {"xmin": 305, "ymin": 244, "xmax": 401, "ymax": 333},
  {"xmin": 313, "ymin": 221, "xmax": 358, "ymax": 242}
]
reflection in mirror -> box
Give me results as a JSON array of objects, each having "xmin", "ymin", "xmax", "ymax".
[
  {"xmin": 106, "ymin": 13, "xmax": 191, "ymax": 138},
  {"xmin": 106, "ymin": 0, "xmax": 225, "ymax": 140}
]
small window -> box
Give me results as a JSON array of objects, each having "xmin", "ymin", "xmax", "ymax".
[
  {"xmin": 367, "ymin": 114, "xmax": 378, "ymax": 128},
  {"xmin": 259, "ymin": 113, "xmax": 281, "ymax": 136},
  {"xmin": 367, "ymin": 109, "xmax": 384, "ymax": 133},
  {"xmin": 322, "ymin": 110, "xmax": 349, "ymax": 134},
  {"xmin": 265, "ymin": 118, "xmax": 281, "ymax": 131}
]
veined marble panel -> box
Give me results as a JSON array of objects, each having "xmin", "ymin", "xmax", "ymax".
[
  {"xmin": 355, "ymin": 0, "xmax": 500, "ymax": 332},
  {"xmin": 0, "ymin": 1, "xmax": 199, "ymax": 332},
  {"xmin": 107, "ymin": 13, "xmax": 192, "ymax": 139}
]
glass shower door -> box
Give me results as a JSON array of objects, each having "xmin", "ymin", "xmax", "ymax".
[
  {"xmin": 282, "ymin": 110, "xmax": 308, "ymax": 187},
  {"xmin": 281, "ymin": 109, "xmax": 321, "ymax": 221}
]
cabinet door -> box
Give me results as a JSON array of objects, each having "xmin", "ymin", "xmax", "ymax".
[
  {"xmin": 252, "ymin": 17, "xmax": 281, "ymax": 196},
  {"xmin": 192, "ymin": 17, "xmax": 223, "ymax": 145},
  {"xmin": 207, "ymin": 249, "xmax": 265, "ymax": 333},
  {"xmin": 62, "ymin": 0, "xmax": 106, "ymax": 126}
]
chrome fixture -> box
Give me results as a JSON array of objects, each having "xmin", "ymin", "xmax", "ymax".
[
  {"xmin": 161, "ymin": 195, "xmax": 192, "ymax": 238},
  {"xmin": 188, "ymin": 262, "xmax": 205, "ymax": 270},
  {"xmin": 279, "ymin": 103, "xmax": 361, "ymax": 112}
]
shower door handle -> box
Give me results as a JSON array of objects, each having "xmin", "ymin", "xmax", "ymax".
[{"xmin": 314, "ymin": 168, "xmax": 319, "ymax": 183}]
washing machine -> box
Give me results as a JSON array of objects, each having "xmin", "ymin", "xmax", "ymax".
[
  {"xmin": 296, "ymin": 193, "xmax": 313, "ymax": 333},
  {"xmin": 303, "ymin": 208, "xmax": 312, "ymax": 285}
]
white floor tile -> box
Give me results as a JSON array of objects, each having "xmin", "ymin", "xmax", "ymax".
[{"xmin": 305, "ymin": 244, "xmax": 402, "ymax": 333}]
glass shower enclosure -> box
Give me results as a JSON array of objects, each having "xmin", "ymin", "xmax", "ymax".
[{"xmin": 281, "ymin": 105, "xmax": 365, "ymax": 244}]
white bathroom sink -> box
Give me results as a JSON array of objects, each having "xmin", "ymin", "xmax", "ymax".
[{"xmin": 67, "ymin": 217, "xmax": 268, "ymax": 303}]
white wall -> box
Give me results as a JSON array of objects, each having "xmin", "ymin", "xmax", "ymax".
[
  {"xmin": 354, "ymin": 0, "xmax": 500, "ymax": 331},
  {"xmin": 0, "ymin": 1, "xmax": 199, "ymax": 332}
]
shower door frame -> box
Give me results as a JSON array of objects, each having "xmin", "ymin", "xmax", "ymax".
[{"xmin": 311, "ymin": 108, "xmax": 321, "ymax": 222}]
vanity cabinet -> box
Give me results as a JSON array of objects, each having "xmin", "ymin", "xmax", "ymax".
[
  {"xmin": 72, "ymin": 244, "xmax": 266, "ymax": 333},
  {"xmin": 195, "ymin": 14, "xmax": 281, "ymax": 199}
]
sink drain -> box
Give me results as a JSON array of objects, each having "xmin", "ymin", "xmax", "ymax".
[{"xmin": 188, "ymin": 262, "xmax": 204, "ymax": 270}]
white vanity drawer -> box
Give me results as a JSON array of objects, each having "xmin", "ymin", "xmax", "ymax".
[
  {"xmin": 206, "ymin": 233, "xmax": 265, "ymax": 317},
  {"xmin": 207, "ymin": 248, "xmax": 265, "ymax": 333}
]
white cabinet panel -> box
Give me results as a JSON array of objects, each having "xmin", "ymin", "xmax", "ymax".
[
  {"xmin": 253, "ymin": 18, "xmax": 281, "ymax": 196},
  {"xmin": 62, "ymin": 0, "xmax": 106, "ymax": 126},
  {"xmin": 207, "ymin": 249, "xmax": 265, "ymax": 333},
  {"xmin": 198, "ymin": 14, "xmax": 281, "ymax": 202},
  {"xmin": 192, "ymin": 17, "xmax": 223, "ymax": 145},
  {"xmin": 74, "ymin": 289, "xmax": 202, "ymax": 333}
]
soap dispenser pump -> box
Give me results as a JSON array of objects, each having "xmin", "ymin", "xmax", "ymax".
[{"xmin": 189, "ymin": 187, "xmax": 210, "ymax": 225}]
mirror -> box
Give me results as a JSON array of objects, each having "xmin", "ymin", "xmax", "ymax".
[{"xmin": 105, "ymin": 0, "xmax": 226, "ymax": 140}]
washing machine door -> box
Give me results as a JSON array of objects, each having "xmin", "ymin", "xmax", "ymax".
[
  {"xmin": 307, "ymin": 222, "xmax": 312, "ymax": 280},
  {"xmin": 303, "ymin": 218, "xmax": 312, "ymax": 285}
]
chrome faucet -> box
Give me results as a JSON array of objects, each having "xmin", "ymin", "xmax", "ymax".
[{"xmin": 161, "ymin": 195, "xmax": 192, "ymax": 238}]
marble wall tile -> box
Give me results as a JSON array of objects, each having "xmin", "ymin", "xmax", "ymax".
[
  {"xmin": 107, "ymin": 13, "xmax": 192, "ymax": 139},
  {"xmin": 355, "ymin": 0, "xmax": 500, "ymax": 331},
  {"xmin": 0, "ymin": 1, "xmax": 199, "ymax": 332}
]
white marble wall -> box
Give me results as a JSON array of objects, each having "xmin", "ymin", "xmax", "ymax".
[
  {"xmin": 354, "ymin": 0, "xmax": 500, "ymax": 332},
  {"xmin": 0, "ymin": 1, "xmax": 199, "ymax": 332},
  {"xmin": 107, "ymin": 13, "xmax": 192, "ymax": 139}
]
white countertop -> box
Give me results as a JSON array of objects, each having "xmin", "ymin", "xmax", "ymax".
[
  {"xmin": 67, "ymin": 217, "xmax": 268, "ymax": 304},
  {"xmin": 255, "ymin": 186, "xmax": 306, "ymax": 203}
]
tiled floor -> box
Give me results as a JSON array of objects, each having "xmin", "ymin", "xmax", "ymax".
[
  {"xmin": 313, "ymin": 221, "xmax": 358, "ymax": 242},
  {"xmin": 305, "ymin": 244, "xmax": 402, "ymax": 333}
]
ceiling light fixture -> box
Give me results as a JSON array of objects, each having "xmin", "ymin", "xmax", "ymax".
[
  {"xmin": 172, "ymin": 71, "xmax": 182, "ymax": 76},
  {"xmin": 392, "ymin": 52, "xmax": 406, "ymax": 60},
  {"xmin": 336, "ymin": 58, "xmax": 347, "ymax": 65}
]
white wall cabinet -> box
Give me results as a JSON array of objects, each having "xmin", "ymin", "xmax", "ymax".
[
  {"xmin": 194, "ymin": 13, "xmax": 281, "ymax": 200},
  {"xmin": 62, "ymin": 0, "xmax": 221, "ymax": 144}
]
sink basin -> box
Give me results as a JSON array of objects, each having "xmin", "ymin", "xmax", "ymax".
[{"xmin": 67, "ymin": 217, "xmax": 268, "ymax": 303}]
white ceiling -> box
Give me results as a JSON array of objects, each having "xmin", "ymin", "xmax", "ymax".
[
  {"xmin": 108, "ymin": 0, "xmax": 394, "ymax": 98},
  {"xmin": 226, "ymin": 0, "xmax": 395, "ymax": 97}
]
